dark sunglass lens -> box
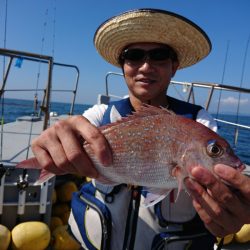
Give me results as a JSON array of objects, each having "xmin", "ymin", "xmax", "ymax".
[
  {"xmin": 149, "ymin": 48, "xmax": 171, "ymax": 61},
  {"xmin": 123, "ymin": 49, "xmax": 145, "ymax": 61}
]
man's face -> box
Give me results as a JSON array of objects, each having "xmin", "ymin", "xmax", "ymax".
[{"xmin": 122, "ymin": 43, "xmax": 179, "ymax": 102}]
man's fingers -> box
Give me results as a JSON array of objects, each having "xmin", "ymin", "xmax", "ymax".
[
  {"xmin": 186, "ymin": 178, "xmax": 242, "ymax": 235},
  {"xmin": 73, "ymin": 116, "xmax": 113, "ymax": 166},
  {"xmin": 192, "ymin": 199, "xmax": 229, "ymax": 238},
  {"xmin": 188, "ymin": 166, "xmax": 249, "ymax": 218},
  {"xmin": 214, "ymin": 164, "xmax": 250, "ymax": 197},
  {"xmin": 31, "ymin": 115, "xmax": 112, "ymax": 179},
  {"xmin": 190, "ymin": 166, "xmax": 241, "ymax": 206},
  {"xmin": 185, "ymin": 178, "xmax": 220, "ymax": 216},
  {"xmin": 33, "ymin": 128, "xmax": 77, "ymax": 174},
  {"xmin": 32, "ymin": 145, "xmax": 67, "ymax": 175},
  {"xmin": 55, "ymin": 118, "xmax": 99, "ymax": 178}
]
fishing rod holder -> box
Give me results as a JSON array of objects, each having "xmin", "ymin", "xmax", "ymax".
[{"xmin": 16, "ymin": 173, "xmax": 29, "ymax": 190}]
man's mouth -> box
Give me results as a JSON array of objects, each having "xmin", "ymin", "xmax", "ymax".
[{"xmin": 136, "ymin": 78, "xmax": 156, "ymax": 84}]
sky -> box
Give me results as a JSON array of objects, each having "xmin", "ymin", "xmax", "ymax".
[{"xmin": 0, "ymin": 0, "xmax": 250, "ymax": 115}]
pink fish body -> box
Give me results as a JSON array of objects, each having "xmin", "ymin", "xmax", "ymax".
[
  {"xmin": 85, "ymin": 105, "xmax": 244, "ymax": 189},
  {"xmin": 18, "ymin": 105, "xmax": 245, "ymax": 195}
]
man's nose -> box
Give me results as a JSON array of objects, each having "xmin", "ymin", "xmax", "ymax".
[{"xmin": 138, "ymin": 59, "xmax": 156, "ymax": 71}]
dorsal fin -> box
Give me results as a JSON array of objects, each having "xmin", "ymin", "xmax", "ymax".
[
  {"xmin": 134, "ymin": 104, "xmax": 175, "ymax": 117},
  {"xmin": 100, "ymin": 104, "xmax": 176, "ymax": 131}
]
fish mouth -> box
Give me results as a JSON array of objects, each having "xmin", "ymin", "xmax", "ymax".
[{"xmin": 233, "ymin": 162, "xmax": 246, "ymax": 172}]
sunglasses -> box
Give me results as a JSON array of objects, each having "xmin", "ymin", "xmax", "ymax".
[{"xmin": 120, "ymin": 47, "xmax": 177, "ymax": 63}]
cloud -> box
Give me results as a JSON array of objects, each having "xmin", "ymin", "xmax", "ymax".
[{"xmin": 220, "ymin": 96, "xmax": 249, "ymax": 105}]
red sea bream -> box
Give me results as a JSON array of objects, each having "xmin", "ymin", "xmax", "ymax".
[{"xmin": 18, "ymin": 105, "xmax": 245, "ymax": 203}]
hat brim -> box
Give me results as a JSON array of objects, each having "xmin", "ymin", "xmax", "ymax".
[{"xmin": 94, "ymin": 9, "xmax": 211, "ymax": 69}]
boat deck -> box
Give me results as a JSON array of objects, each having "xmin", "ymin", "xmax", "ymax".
[{"xmin": 1, "ymin": 115, "xmax": 68, "ymax": 166}]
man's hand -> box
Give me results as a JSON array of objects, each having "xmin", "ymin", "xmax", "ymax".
[
  {"xmin": 185, "ymin": 164, "xmax": 250, "ymax": 237},
  {"xmin": 31, "ymin": 115, "xmax": 112, "ymax": 177}
]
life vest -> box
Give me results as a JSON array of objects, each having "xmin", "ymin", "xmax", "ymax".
[{"xmin": 69, "ymin": 97, "xmax": 216, "ymax": 250}]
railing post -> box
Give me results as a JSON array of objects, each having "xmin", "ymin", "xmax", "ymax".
[
  {"xmin": 205, "ymin": 86, "xmax": 215, "ymax": 110},
  {"xmin": 43, "ymin": 58, "xmax": 53, "ymax": 131},
  {"xmin": 0, "ymin": 57, "xmax": 13, "ymax": 99}
]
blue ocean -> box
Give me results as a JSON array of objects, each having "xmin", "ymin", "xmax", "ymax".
[{"xmin": 1, "ymin": 98, "xmax": 249, "ymax": 165}]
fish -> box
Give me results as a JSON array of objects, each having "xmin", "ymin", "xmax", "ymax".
[{"xmin": 17, "ymin": 105, "xmax": 245, "ymax": 206}]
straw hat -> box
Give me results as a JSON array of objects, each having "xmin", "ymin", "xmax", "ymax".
[{"xmin": 94, "ymin": 8, "xmax": 211, "ymax": 69}]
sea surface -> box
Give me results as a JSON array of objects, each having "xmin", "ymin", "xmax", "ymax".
[{"xmin": 1, "ymin": 98, "xmax": 249, "ymax": 165}]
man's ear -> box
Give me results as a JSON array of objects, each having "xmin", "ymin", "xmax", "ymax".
[{"xmin": 171, "ymin": 61, "xmax": 179, "ymax": 77}]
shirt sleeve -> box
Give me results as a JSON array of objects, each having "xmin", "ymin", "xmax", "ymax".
[
  {"xmin": 196, "ymin": 108, "xmax": 218, "ymax": 132},
  {"xmin": 82, "ymin": 104, "xmax": 108, "ymax": 127}
]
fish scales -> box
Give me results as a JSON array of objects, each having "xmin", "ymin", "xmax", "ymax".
[
  {"xmin": 84, "ymin": 108, "xmax": 197, "ymax": 188},
  {"xmin": 84, "ymin": 105, "xmax": 244, "ymax": 188}
]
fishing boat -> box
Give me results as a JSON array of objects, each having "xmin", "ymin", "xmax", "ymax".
[{"xmin": 0, "ymin": 48, "xmax": 250, "ymax": 249}]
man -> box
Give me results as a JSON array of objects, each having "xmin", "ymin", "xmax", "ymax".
[{"xmin": 31, "ymin": 8, "xmax": 250, "ymax": 249}]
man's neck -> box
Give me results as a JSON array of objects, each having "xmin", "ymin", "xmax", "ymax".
[{"xmin": 129, "ymin": 95, "xmax": 169, "ymax": 111}]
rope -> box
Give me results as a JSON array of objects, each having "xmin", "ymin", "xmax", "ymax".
[
  {"xmin": 0, "ymin": 0, "xmax": 8, "ymax": 162},
  {"xmin": 215, "ymin": 41, "xmax": 230, "ymax": 119},
  {"xmin": 234, "ymin": 35, "xmax": 250, "ymax": 146},
  {"xmin": 52, "ymin": 0, "xmax": 57, "ymax": 57},
  {"xmin": 25, "ymin": 5, "xmax": 52, "ymax": 161},
  {"xmin": 35, "ymin": 7, "xmax": 49, "ymax": 95}
]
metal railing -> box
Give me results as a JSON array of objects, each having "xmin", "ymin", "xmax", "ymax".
[
  {"xmin": 0, "ymin": 48, "xmax": 80, "ymax": 130},
  {"xmin": 102, "ymin": 71, "xmax": 250, "ymax": 108}
]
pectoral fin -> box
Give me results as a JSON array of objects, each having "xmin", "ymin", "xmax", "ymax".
[{"xmin": 142, "ymin": 187, "xmax": 172, "ymax": 207}]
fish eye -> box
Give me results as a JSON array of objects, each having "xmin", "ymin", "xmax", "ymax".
[{"xmin": 206, "ymin": 140, "xmax": 223, "ymax": 157}]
